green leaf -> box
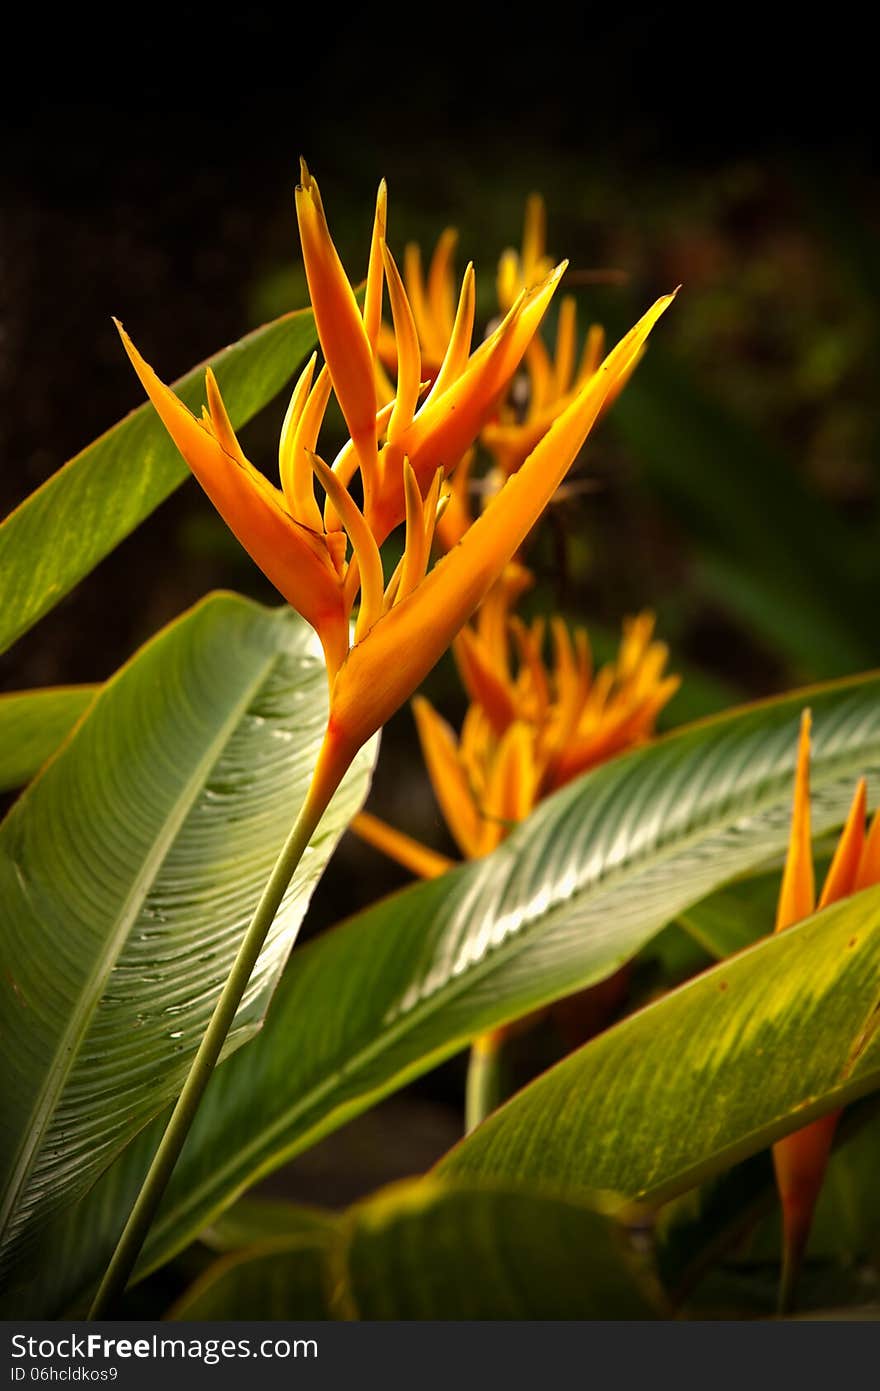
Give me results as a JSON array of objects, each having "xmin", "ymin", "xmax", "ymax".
[
  {"xmin": 199, "ymin": 1197, "xmax": 334, "ymax": 1253},
  {"xmin": 12, "ymin": 670, "xmax": 880, "ymax": 1317},
  {"xmin": 0, "ymin": 593, "xmax": 376, "ymax": 1281},
  {"xmin": 676, "ymin": 854, "xmax": 835, "ymax": 961},
  {"xmin": 440, "ymin": 884, "xmax": 880, "ymax": 1206},
  {"xmin": 172, "ymin": 1236, "xmax": 334, "ymax": 1320},
  {"xmin": 0, "ymin": 309, "xmax": 317, "ymax": 655},
  {"xmin": 676, "ymin": 871, "xmax": 781, "ymax": 959},
  {"xmin": 0, "ymin": 687, "xmax": 98, "ymax": 792},
  {"xmin": 172, "ymin": 1180, "xmax": 663, "ymax": 1320}
]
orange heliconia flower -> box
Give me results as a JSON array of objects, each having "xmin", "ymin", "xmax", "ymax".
[
  {"xmin": 416, "ymin": 591, "xmax": 678, "ymax": 858},
  {"xmin": 375, "ymin": 226, "xmax": 460, "ymax": 385},
  {"xmin": 773, "ymin": 709, "xmax": 880, "ymax": 1300},
  {"xmin": 355, "ymin": 569, "xmax": 678, "ymax": 867},
  {"xmin": 118, "ymin": 164, "xmax": 674, "ymax": 799},
  {"xmin": 482, "ymin": 309, "xmax": 639, "ymax": 485},
  {"xmin": 497, "ymin": 193, "xmax": 556, "ymax": 313}
]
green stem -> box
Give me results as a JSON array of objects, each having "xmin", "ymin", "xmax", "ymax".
[
  {"xmin": 88, "ymin": 771, "xmax": 335, "ymax": 1319},
  {"xmin": 465, "ymin": 1031, "xmax": 504, "ymax": 1134}
]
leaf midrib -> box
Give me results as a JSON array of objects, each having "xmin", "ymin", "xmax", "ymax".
[
  {"xmin": 143, "ymin": 727, "xmax": 880, "ymax": 1266},
  {"xmin": 0, "ymin": 637, "xmax": 285, "ymax": 1250}
]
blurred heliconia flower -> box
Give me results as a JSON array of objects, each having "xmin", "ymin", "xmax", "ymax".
[
  {"xmin": 482, "ymin": 304, "xmax": 639, "ymax": 484},
  {"xmin": 117, "ymin": 164, "xmax": 674, "ymax": 792},
  {"xmin": 355, "ymin": 573, "xmax": 679, "ymax": 867},
  {"xmin": 497, "ymin": 193, "xmax": 556, "ymax": 313},
  {"xmin": 375, "ymin": 225, "xmax": 460, "ymax": 385},
  {"xmin": 416, "ymin": 590, "xmax": 679, "ymax": 857},
  {"xmin": 773, "ymin": 710, "xmax": 880, "ymax": 1301},
  {"xmin": 386, "ymin": 195, "xmax": 640, "ymax": 553}
]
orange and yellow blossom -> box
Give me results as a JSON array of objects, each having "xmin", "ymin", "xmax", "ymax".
[
  {"xmin": 497, "ymin": 193, "xmax": 556, "ymax": 312},
  {"xmin": 118, "ymin": 164, "xmax": 675, "ymax": 805},
  {"xmin": 772, "ymin": 710, "xmax": 880, "ymax": 1298},
  {"xmin": 481, "ymin": 306, "xmax": 639, "ymax": 485},
  {"xmin": 378, "ymin": 194, "xmax": 633, "ymax": 552},
  {"xmin": 416, "ymin": 593, "xmax": 678, "ymax": 859},
  {"xmin": 375, "ymin": 225, "xmax": 460, "ymax": 384},
  {"xmin": 375, "ymin": 192, "xmax": 551, "ymax": 386},
  {"xmin": 355, "ymin": 571, "xmax": 678, "ymax": 868}
]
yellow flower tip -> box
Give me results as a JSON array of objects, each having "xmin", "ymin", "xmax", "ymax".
[
  {"xmin": 544, "ymin": 259, "xmax": 568, "ymax": 291},
  {"xmin": 306, "ymin": 449, "xmax": 384, "ymax": 641},
  {"xmin": 338, "ymin": 289, "xmax": 676, "ymax": 750},
  {"xmin": 298, "ymin": 155, "xmax": 313, "ymax": 191},
  {"xmin": 115, "ymin": 320, "xmax": 204, "ymax": 439},
  {"xmin": 856, "ymin": 804, "xmax": 880, "ymax": 890},
  {"xmin": 296, "ymin": 167, "xmax": 378, "ymax": 483},
  {"xmin": 116, "ymin": 320, "xmax": 353, "ymax": 678},
  {"xmin": 819, "ymin": 775, "xmax": 868, "ymax": 910}
]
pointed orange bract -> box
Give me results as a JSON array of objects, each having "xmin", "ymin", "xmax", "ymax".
[
  {"xmin": 370, "ymin": 263, "xmax": 568, "ymax": 543},
  {"xmin": 497, "ymin": 193, "xmax": 555, "ymax": 312},
  {"xmin": 775, "ymin": 710, "xmax": 816, "ymax": 932},
  {"xmin": 295, "ymin": 160, "xmax": 379, "ymax": 491},
  {"xmin": 118, "ymin": 166, "xmax": 674, "ymax": 821},
  {"xmin": 357, "ymin": 570, "xmax": 679, "ymax": 879},
  {"xmin": 115, "ymin": 324, "xmax": 350, "ymax": 679},
  {"xmin": 376, "ymin": 227, "xmax": 460, "ymax": 382},
  {"xmin": 481, "ymin": 297, "xmax": 633, "ymax": 485},
  {"xmin": 328, "ymin": 293, "xmax": 675, "ymax": 767},
  {"xmin": 351, "ymin": 810, "xmax": 455, "ymax": 880},
  {"xmin": 772, "ymin": 714, "xmax": 879, "ymax": 1308}
]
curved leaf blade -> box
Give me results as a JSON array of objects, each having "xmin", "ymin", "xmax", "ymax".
[
  {"xmin": 0, "ymin": 308, "xmax": 317, "ymax": 655},
  {"xmin": 440, "ymin": 885, "xmax": 880, "ymax": 1205},
  {"xmin": 0, "ymin": 593, "xmax": 375, "ymax": 1275},
  {"xmin": 199, "ymin": 1197, "xmax": 334, "ymax": 1254},
  {"xmin": 172, "ymin": 1180, "xmax": 662, "ymax": 1320},
  {"xmin": 0, "ymin": 687, "xmax": 98, "ymax": 792},
  {"xmin": 11, "ymin": 670, "xmax": 880, "ymax": 1315}
]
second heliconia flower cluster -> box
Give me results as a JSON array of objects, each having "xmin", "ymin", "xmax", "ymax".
[
  {"xmin": 117, "ymin": 161, "xmax": 674, "ymax": 785},
  {"xmin": 357, "ymin": 568, "xmax": 679, "ymax": 872}
]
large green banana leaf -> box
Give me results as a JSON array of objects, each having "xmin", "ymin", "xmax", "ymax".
[
  {"xmin": 0, "ymin": 593, "xmax": 376, "ymax": 1280},
  {"xmin": 440, "ymin": 884, "xmax": 880, "ymax": 1202},
  {"xmin": 0, "ymin": 308, "xmax": 317, "ymax": 655},
  {"xmin": 9, "ymin": 669, "xmax": 880, "ymax": 1318},
  {"xmin": 0, "ymin": 687, "xmax": 98, "ymax": 793},
  {"xmin": 170, "ymin": 1180, "xmax": 662, "ymax": 1320}
]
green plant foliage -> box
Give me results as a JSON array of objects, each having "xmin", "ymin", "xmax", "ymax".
[
  {"xmin": 656, "ymin": 1101, "xmax": 880, "ymax": 1316},
  {"xmin": 0, "ymin": 593, "xmax": 376, "ymax": 1284},
  {"xmin": 11, "ymin": 670, "xmax": 880, "ymax": 1318},
  {"xmin": 676, "ymin": 871, "xmax": 781, "ymax": 958},
  {"xmin": 440, "ymin": 886, "xmax": 880, "ymax": 1205},
  {"xmin": 199, "ymin": 1196, "xmax": 334, "ymax": 1253},
  {"xmin": 0, "ymin": 687, "xmax": 98, "ymax": 792},
  {"xmin": 172, "ymin": 1180, "xmax": 663, "ymax": 1320},
  {"xmin": 0, "ymin": 309, "xmax": 318, "ymax": 655}
]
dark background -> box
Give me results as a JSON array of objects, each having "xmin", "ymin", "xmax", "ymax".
[{"xmin": 2, "ymin": 4, "xmax": 878, "ymax": 1224}]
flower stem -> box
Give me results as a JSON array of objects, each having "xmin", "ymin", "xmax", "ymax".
[
  {"xmin": 464, "ymin": 1030, "xmax": 505, "ymax": 1134},
  {"xmin": 88, "ymin": 768, "xmax": 337, "ymax": 1319}
]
